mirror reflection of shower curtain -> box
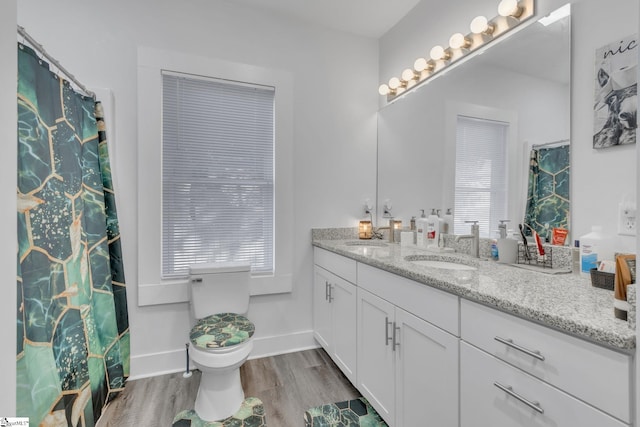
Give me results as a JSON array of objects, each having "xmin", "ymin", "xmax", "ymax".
[
  {"xmin": 17, "ymin": 43, "xmax": 129, "ymax": 426},
  {"xmin": 523, "ymin": 144, "xmax": 570, "ymax": 240}
]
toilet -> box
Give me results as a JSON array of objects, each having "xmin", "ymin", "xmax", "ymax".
[{"xmin": 188, "ymin": 261, "xmax": 254, "ymax": 422}]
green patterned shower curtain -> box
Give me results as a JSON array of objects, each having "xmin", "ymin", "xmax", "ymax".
[
  {"xmin": 17, "ymin": 43, "xmax": 129, "ymax": 426},
  {"xmin": 523, "ymin": 144, "xmax": 570, "ymax": 240}
]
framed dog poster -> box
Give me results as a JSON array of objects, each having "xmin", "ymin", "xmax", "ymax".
[{"xmin": 593, "ymin": 33, "xmax": 637, "ymax": 149}]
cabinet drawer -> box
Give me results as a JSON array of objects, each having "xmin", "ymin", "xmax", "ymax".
[
  {"xmin": 461, "ymin": 299, "xmax": 631, "ymax": 422},
  {"xmin": 460, "ymin": 342, "xmax": 627, "ymax": 427},
  {"xmin": 358, "ymin": 263, "xmax": 459, "ymax": 336},
  {"xmin": 314, "ymin": 247, "xmax": 357, "ymax": 283}
]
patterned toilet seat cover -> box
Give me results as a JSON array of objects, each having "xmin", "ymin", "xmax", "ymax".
[{"xmin": 190, "ymin": 313, "xmax": 255, "ymax": 349}]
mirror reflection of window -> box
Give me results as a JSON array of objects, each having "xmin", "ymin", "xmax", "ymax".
[{"xmin": 454, "ymin": 115, "xmax": 509, "ymax": 238}]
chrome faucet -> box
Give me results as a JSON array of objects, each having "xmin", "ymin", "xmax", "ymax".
[
  {"xmin": 455, "ymin": 220, "xmax": 480, "ymax": 258},
  {"xmin": 376, "ymin": 218, "xmax": 397, "ymax": 243}
]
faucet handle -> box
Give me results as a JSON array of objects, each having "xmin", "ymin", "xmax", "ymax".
[{"xmin": 464, "ymin": 220, "xmax": 480, "ymax": 233}]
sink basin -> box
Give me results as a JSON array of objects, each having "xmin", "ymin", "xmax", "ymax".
[
  {"xmin": 409, "ymin": 260, "xmax": 477, "ymax": 271},
  {"xmin": 404, "ymin": 255, "xmax": 477, "ymax": 271},
  {"xmin": 344, "ymin": 241, "xmax": 388, "ymax": 248}
]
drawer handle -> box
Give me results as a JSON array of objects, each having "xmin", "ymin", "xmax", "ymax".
[
  {"xmin": 494, "ymin": 336, "xmax": 545, "ymax": 361},
  {"xmin": 385, "ymin": 317, "xmax": 393, "ymax": 346},
  {"xmin": 494, "ymin": 382, "xmax": 544, "ymax": 414}
]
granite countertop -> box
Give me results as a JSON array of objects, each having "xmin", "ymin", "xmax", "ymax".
[{"xmin": 313, "ymin": 236, "xmax": 636, "ymax": 351}]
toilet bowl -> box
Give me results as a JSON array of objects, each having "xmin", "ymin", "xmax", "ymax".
[{"xmin": 188, "ymin": 263, "xmax": 254, "ymax": 422}]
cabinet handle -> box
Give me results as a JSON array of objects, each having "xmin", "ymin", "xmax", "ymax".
[
  {"xmin": 494, "ymin": 382, "xmax": 544, "ymax": 414},
  {"xmin": 328, "ymin": 284, "xmax": 334, "ymax": 302},
  {"xmin": 393, "ymin": 322, "xmax": 400, "ymax": 351},
  {"xmin": 385, "ymin": 317, "xmax": 393, "ymax": 346},
  {"xmin": 494, "ymin": 336, "xmax": 545, "ymax": 361}
]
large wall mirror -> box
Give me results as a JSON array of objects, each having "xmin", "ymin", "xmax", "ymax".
[{"xmin": 377, "ymin": 9, "xmax": 571, "ymax": 240}]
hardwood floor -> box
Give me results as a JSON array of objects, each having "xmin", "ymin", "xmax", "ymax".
[{"xmin": 97, "ymin": 348, "xmax": 360, "ymax": 426}]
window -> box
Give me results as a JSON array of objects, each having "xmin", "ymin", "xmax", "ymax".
[
  {"xmin": 454, "ymin": 115, "xmax": 509, "ymax": 238},
  {"xmin": 161, "ymin": 72, "xmax": 275, "ymax": 278},
  {"xmin": 137, "ymin": 47, "xmax": 293, "ymax": 303}
]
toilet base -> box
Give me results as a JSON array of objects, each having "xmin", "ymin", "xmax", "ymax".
[{"xmin": 194, "ymin": 365, "xmax": 245, "ymax": 421}]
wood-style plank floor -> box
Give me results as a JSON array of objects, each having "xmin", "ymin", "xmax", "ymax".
[{"xmin": 97, "ymin": 348, "xmax": 360, "ymax": 426}]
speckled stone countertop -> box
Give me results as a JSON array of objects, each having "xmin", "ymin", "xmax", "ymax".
[{"xmin": 313, "ymin": 235, "xmax": 636, "ymax": 351}]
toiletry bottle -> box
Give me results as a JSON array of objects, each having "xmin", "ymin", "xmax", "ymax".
[
  {"xmin": 426, "ymin": 209, "xmax": 439, "ymax": 247},
  {"xmin": 572, "ymin": 240, "xmax": 581, "ymax": 275},
  {"xmin": 491, "ymin": 239, "xmax": 499, "ymax": 260},
  {"xmin": 416, "ymin": 210, "xmax": 428, "ymax": 248},
  {"xmin": 443, "ymin": 208, "xmax": 454, "ymax": 234},
  {"xmin": 436, "ymin": 209, "xmax": 446, "ymax": 246},
  {"xmin": 579, "ymin": 226, "xmax": 614, "ymax": 275}
]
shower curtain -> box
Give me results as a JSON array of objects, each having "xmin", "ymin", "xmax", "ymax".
[
  {"xmin": 523, "ymin": 144, "xmax": 570, "ymax": 240},
  {"xmin": 17, "ymin": 43, "xmax": 129, "ymax": 426}
]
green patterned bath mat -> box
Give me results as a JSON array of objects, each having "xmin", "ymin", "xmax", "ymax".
[
  {"xmin": 304, "ymin": 397, "xmax": 388, "ymax": 426},
  {"xmin": 173, "ymin": 397, "xmax": 265, "ymax": 426}
]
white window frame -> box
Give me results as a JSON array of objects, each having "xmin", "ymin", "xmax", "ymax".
[
  {"xmin": 443, "ymin": 102, "xmax": 522, "ymax": 237},
  {"xmin": 137, "ymin": 46, "xmax": 293, "ymax": 306}
]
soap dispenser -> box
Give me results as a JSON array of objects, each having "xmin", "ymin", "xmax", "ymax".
[
  {"xmin": 443, "ymin": 208, "xmax": 454, "ymax": 234},
  {"xmin": 496, "ymin": 220, "xmax": 517, "ymax": 264},
  {"xmin": 416, "ymin": 210, "xmax": 428, "ymax": 248}
]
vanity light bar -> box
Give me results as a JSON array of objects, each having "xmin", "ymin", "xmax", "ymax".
[{"xmin": 378, "ymin": 0, "xmax": 534, "ymax": 99}]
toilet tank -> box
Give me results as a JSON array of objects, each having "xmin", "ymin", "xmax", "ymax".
[{"xmin": 189, "ymin": 262, "xmax": 251, "ymax": 319}]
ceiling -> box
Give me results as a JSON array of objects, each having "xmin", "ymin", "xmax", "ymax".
[{"xmin": 230, "ymin": 0, "xmax": 422, "ymax": 38}]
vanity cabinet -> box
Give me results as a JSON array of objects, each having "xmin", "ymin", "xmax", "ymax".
[
  {"xmin": 461, "ymin": 299, "xmax": 632, "ymax": 426},
  {"xmin": 312, "ymin": 244, "xmax": 635, "ymax": 427},
  {"xmin": 313, "ymin": 248, "xmax": 357, "ymax": 383},
  {"xmin": 356, "ymin": 264, "xmax": 459, "ymax": 427}
]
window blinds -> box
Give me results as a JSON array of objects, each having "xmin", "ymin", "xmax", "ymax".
[
  {"xmin": 454, "ymin": 115, "xmax": 508, "ymax": 238},
  {"xmin": 162, "ymin": 71, "xmax": 275, "ymax": 278}
]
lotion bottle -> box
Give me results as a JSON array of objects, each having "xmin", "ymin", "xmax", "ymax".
[{"xmin": 426, "ymin": 209, "xmax": 439, "ymax": 247}]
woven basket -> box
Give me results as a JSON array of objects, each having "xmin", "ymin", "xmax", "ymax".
[{"xmin": 590, "ymin": 268, "xmax": 615, "ymax": 291}]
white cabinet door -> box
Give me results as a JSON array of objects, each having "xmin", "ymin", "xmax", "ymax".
[
  {"xmin": 313, "ymin": 266, "xmax": 332, "ymax": 350},
  {"xmin": 395, "ymin": 308, "xmax": 459, "ymax": 427},
  {"xmin": 331, "ymin": 276, "xmax": 357, "ymax": 384},
  {"xmin": 357, "ymin": 288, "xmax": 396, "ymax": 425},
  {"xmin": 460, "ymin": 342, "xmax": 628, "ymax": 427}
]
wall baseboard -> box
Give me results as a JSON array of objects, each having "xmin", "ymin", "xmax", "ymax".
[{"xmin": 129, "ymin": 330, "xmax": 318, "ymax": 381}]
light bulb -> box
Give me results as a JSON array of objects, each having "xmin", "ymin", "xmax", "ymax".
[
  {"xmin": 388, "ymin": 77, "xmax": 401, "ymax": 90},
  {"xmin": 430, "ymin": 45, "xmax": 448, "ymax": 61},
  {"xmin": 498, "ymin": 0, "xmax": 521, "ymax": 17},
  {"xmin": 402, "ymin": 68, "xmax": 416, "ymax": 81},
  {"xmin": 378, "ymin": 84, "xmax": 390, "ymax": 96},
  {"xmin": 449, "ymin": 32, "xmax": 470, "ymax": 49},
  {"xmin": 470, "ymin": 15, "xmax": 494, "ymax": 34},
  {"xmin": 414, "ymin": 57, "xmax": 428, "ymax": 72}
]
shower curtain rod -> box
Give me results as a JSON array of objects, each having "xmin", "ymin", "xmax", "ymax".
[
  {"xmin": 532, "ymin": 138, "xmax": 570, "ymax": 149},
  {"xmin": 17, "ymin": 25, "xmax": 96, "ymax": 99}
]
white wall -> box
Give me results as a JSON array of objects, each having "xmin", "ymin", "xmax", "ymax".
[
  {"xmin": 1, "ymin": 0, "xmax": 17, "ymax": 417},
  {"xmin": 17, "ymin": 0, "xmax": 378, "ymax": 378}
]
